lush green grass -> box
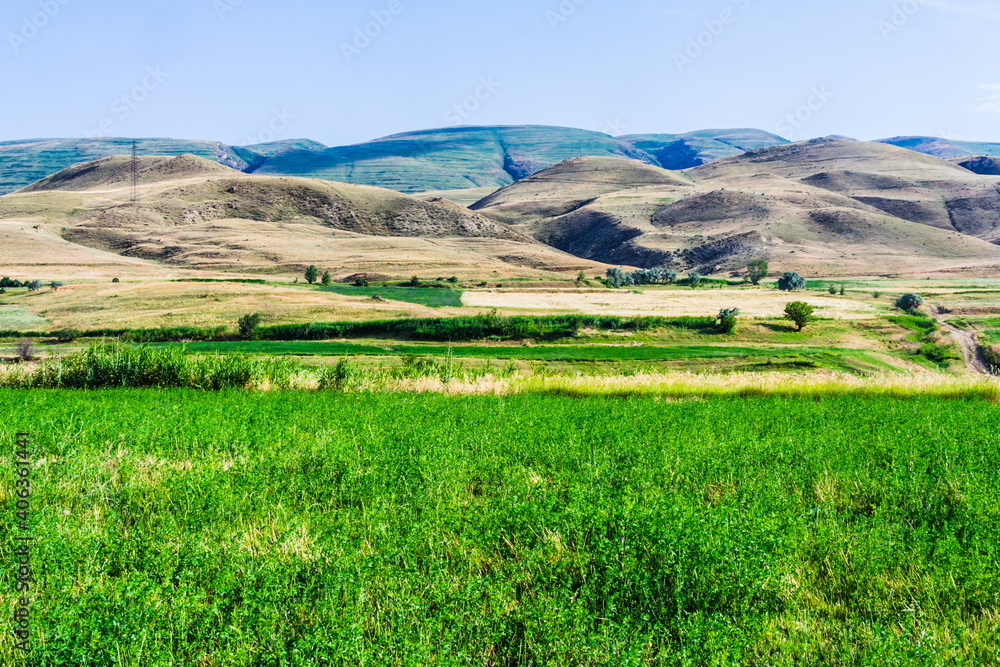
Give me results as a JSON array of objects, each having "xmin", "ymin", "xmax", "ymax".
[
  {"xmin": 170, "ymin": 340, "xmax": 880, "ymax": 365},
  {"xmin": 1, "ymin": 392, "xmax": 998, "ymax": 665},
  {"xmin": 317, "ymin": 284, "xmax": 464, "ymax": 308}
]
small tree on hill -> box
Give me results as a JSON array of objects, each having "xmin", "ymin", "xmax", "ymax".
[
  {"xmin": 237, "ymin": 313, "xmax": 263, "ymax": 341},
  {"xmin": 304, "ymin": 265, "xmax": 319, "ymax": 285},
  {"xmin": 321, "ymin": 270, "xmax": 332, "ymax": 286},
  {"xmin": 747, "ymin": 259, "xmax": 769, "ymax": 286},
  {"xmin": 777, "ymin": 272, "xmax": 806, "ymax": 292},
  {"xmin": 25, "ymin": 280, "xmax": 42, "ymax": 292},
  {"xmin": 50, "ymin": 281, "xmax": 64, "ymax": 291},
  {"xmin": 895, "ymin": 293, "xmax": 924, "ymax": 314},
  {"xmin": 407, "ymin": 276, "xmax": 422, "ymax": 287},
  {"xmin": 688, "ymin": 272, "xmax": 702, "ymax": 288},
  {"xmin": 784, "ymin": 301, "xmax": 815, "ymax": 331}
]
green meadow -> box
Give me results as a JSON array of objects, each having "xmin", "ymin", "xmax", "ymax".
[{"xmin": 1, "ymin": 391, "xmax": 998, "ymax": 665}]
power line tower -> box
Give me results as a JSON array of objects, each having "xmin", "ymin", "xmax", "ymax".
[{"xmin": 131, "ymin": 140, "xmax": 140, "ymax": 206}]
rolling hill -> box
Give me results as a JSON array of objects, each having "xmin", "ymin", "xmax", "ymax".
[
  {"xmin": 0, "ymin": 154, "xmax": 605, "ymax": 278},
  {"xmin": 471, "ymin": 139, "xmax": 1000, "ymax": 277}
]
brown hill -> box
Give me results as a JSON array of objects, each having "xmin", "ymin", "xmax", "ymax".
[
  {"xmin": 471, "ymin": 140, "xmax": 1000, "ymax": 276},
  {"xmin": 0, "ymin": 157, "xmax": 605, "ymax": 278}
]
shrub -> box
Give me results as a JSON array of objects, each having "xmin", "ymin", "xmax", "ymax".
[
  {"xmin": 577, "ymin": 272, "xmax": 586, "ymax": 282},
  {"xmin": 50, "ymin": 281, "xmax": 65, "ymax": 291},
  {"xmin": 688, "ymin": 272, "xmax": 702, "ymax": 288},
  {"xmin": 448, "ymin": 276, "xmax": 459, "ymax": 284},
  {"xmin": 112, "ymin": 278, "xmax": 120, "ymax": 284},
  {"xmin": 305, "ymin": 265, "xmax": 319, "ymax": 285},
  {"xmin": 896, "ymin": 293, "xmax": 924, "ymax": 314},
  {"xmin": 777, "ymin": 272, "xmax": 806, "ymax": 291},
  {"xmin": 237, "ymin": 313, "xmax": 263, "ymax": 341},
  {"xmin": 15, "ymin": 339, "xmax": 35, "ymax": 361},
  {"xmin": 354, "ymin": 278, "xmax": 369, "ymax": 287},
  {"xmin": 407, "ymin": 276, "xmax": 422, "ymax": 287},
  {"xmin": 747, "ymin": 259, "xmax": 768, "ymax": 285},
  {"xmin": 828, "ymin": 285, "xmax": 838, "ymax": 295},
  {"xmin": 784, "ymin": 301, "xmax": 815, "ymax": 331},
  {"xmin": 872, "ymin": 291, "xmax": 882, "ymax": 299},
  {"xmin": 717, "ymin": 308, "xmax": 740, "ymax": 334}
]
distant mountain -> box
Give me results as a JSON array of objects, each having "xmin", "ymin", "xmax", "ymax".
[
  {"xmin": 877, "ymin": 136, "xmax": 1000, "ymax": 159},
  {"xmin": 0, "ymin": 138, "xmax": 262, "ymax": 194},
  {"xmin": 619, "ymin": 129, "xmax": 791, "ymax": 169},
  {"xmin": 4, "ymin": 127, "xmax": 1000, "ymax": 200},
  {"xmin": 252, "ymin": 125, "xmax": 657, "ymax": 193}
]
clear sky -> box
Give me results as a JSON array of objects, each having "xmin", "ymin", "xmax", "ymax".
[{"xmin": 2, "ymin": 0, "xmax": 999, "ymax": 146}]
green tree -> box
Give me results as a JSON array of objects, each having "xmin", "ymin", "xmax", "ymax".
[
  {"xmin": 895, "ymin": 293, "xmax": 924, "ymax": 314},
  {"xmin": 577, "ymin": 271, "xmax": 587, "ymax": 282},
  {"xmin": 688, "ymin": 272, "xmax": 702, "ymax": 288},
  {"xmin": 777, "ymin": 272, "xmax": 806, "ymax": 291},
  {"xmin": 321, "ymin": 270, "xmax": 332, "ymax": 286},
  {"xmin": 304, "ymin": 265, "xmax": 319, "ymax": 285},
  {"xmin": 50, "ymin": 281, "xmax": 64, "ymax": 291},
  {"xmin": 784, "ymin": 301, "xmax": 815, "ymax": 331},
  {"xmin": 747, "ymin": 259, "xmax": 769, "ymax": 286},
  {"xmin": 237, "ymin": 313, "xmax": 263, "ymax": 341},
  {"xmin": 407, "ymin": 276, "xmax": 422, "ymax": 287}
]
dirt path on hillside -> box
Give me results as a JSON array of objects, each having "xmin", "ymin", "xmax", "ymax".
[{"xmin": 933, "ymin": 306, "xmax": 993, "ymax": 375}]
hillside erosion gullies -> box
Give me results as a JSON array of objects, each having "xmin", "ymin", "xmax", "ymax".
[
  {"xmin": 470, "ymin": 139, "xmax": 1000, "ymax": 276},
  {"xmin": 0, "ymin": 154, "xmax": 607, "ymax": 277}
]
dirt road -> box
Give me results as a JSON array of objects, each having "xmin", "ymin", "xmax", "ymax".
[{"xmin": 933, "ymin": 306, "xmax": 993, "ymax": 375}]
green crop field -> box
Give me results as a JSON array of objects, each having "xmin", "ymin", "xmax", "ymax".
[
  {"xmin": 1, "ymin": 391, "xmax": 998, "ymax": 665},
  {"xmin": 317, "ymin": 284, "xmax": 463, "ymax": 308}
]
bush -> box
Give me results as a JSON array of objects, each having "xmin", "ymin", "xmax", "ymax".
[
  {"xmin": 688, "ymin": 272, "xmax": 702, "ymax": 288},
  {"xmin": 872, "ymin": 291, "xmax": 882, "ymax": 299},
  {"xmin": 717, "ymin": 308, "xmax": 740, "ymax": 334},
  {"xmin": 112, "ymin": 278, "xmax": 120, "ymax": 283},
  {"xmin": 777, "ymin": 273, "xmax": 806, "ymax": 291},
  {"xmin": 448, "ymin": 276, "xmax": 459, "ymax": 284},
  {"xmin": 407, "ymin": 276, "xmax": 422, "ymax": 287},
  {"xmin": 50, "ymin": 281, "xmax": 65, "ymax": 291},
  {"xmin": 784, "ymin": 301, "xmax": 815, "ymax": 331},
  {"xmin": 828, "ymin": 285, "xmax": 838, "ymax": 295},
  {"xmin": 237, "ymin": 313, "xmax": 263, "ymax": 341},
  {"xmin": 896, "ymin": 293, "xmax": 924, "ymax": 314}
]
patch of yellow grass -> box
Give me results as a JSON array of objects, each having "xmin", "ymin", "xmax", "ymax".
[{"xmin": 463, "ymin": 288, "xmax": 883, "ymax": 319}]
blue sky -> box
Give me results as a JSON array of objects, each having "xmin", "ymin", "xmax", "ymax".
[{"xmin": 2, "ymin": 0, "xmax": 998, "ymax": 146}]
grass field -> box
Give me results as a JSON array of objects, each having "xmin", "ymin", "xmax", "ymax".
[
  {"xmin": 318, "ymin": 284, "xmax": 464, "ymax": 308},
  {"xmin": 1, "ymin": 391, "xmax": 998, "ymax": 665},
  {"xmin": 0, "ymin": 307, "xmax": 47, "ymax": 331}
]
